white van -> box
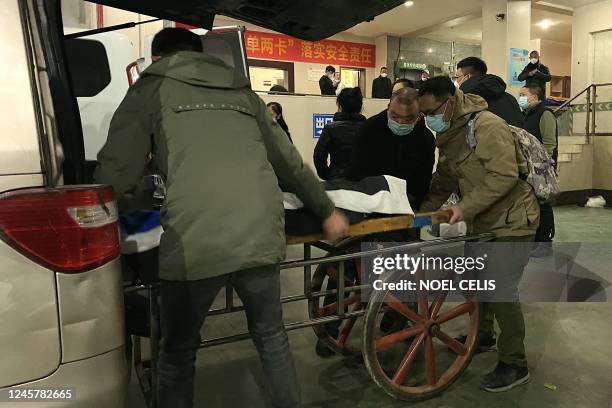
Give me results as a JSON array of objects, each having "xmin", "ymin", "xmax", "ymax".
[
  {"xmin": 1, "ymin": 8, "xmax": 251, "ymax": 408},
  {"xmin": 0, "ymin": 1, "xmax": 127, "ymax": 407},
  {"xmin": 64, "ymin": 29, "xmax": 140, "ymax": 162},
  {"xmin": 0, "ymin": 0, "xmax": 400, "ymax": 406},
  {"xmin": 67, "ymin": 26, "xmax": 248, "ymax": 170}
]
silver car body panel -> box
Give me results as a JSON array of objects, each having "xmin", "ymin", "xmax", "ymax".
[
  {"xmin": 56, "ymin": 258, "xmax": 125, "ymax": 363},
  {"xmin": 0, "ymin": 241, "xmax": 61, "ymax": 388},
  {"xmin": 0, "ymin": 346, "xmax": 128, "ymax": 408},
  {"xmin": 0, "ymin": 174, "xmax": 44, "ymax": 194}
]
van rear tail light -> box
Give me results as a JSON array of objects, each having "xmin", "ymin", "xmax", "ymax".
[
  {"xmin": 0, "ymin": 186, "xmax": 120, "ymax": 272},
  {"xmin": 126, "ymin": 61, "xmax": 141, "ymax": 86}
]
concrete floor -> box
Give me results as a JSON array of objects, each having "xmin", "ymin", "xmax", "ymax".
[{"xmin": 126, "ymin": 205, "xmax": 612, "ymax": 408}]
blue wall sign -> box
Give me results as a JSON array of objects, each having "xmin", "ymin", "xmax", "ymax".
[
  {"xmin": 313, "ymin": 114, "xmax": 335, "ymax": 138},
  {"xmin": 508, "ymin": 48, "xmax": 529, "ymax": 87}
]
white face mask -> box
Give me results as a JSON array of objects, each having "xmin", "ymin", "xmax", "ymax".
[
  {"xmin": 381, "ymin": 73, "xmax": 388, "ymax": 78},
  {"xmin": 530, "ymin": 58, "xmax": 539, "ymax": 65}
]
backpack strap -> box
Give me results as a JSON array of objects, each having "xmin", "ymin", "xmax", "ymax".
[{"xmin": 466, "ymin": 111, "xmax": 484, "ymax": 150}]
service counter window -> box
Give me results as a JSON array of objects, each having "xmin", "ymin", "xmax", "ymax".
[{"xmin": 248, "ymin": 59, "xmax": 294, "ymax": 93}]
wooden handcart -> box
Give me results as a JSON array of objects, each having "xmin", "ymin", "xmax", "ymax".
[{"xmin": 125, "ymin": 210, "xmax": 492, "ymax": 406}]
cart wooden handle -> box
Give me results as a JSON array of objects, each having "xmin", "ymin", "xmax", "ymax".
[{"xmin": 286, "ymin": 209, "xmax": 453, "ymax": 245}]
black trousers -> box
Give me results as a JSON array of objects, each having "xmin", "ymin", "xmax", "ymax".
[
  {"xmin": 157, "ymin": 264, "xmax": 300, "ymax": 408},
  {"xmin": 535, "ymin": 202, "xmax": 555, "ymax": 242}
]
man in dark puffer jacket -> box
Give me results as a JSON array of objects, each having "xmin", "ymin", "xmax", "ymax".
[
  {"xmin": 314, "ymin": 87, "xmax": 366, "ymax": 180},
  {"xmin": 455, "ymin": 57, "xmax": 524, "ymax": 127}
]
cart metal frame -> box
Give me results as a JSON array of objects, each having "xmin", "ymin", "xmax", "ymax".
[{"xmin": 124, "ymin": 212, "xmax": 493, "ymax": 407}]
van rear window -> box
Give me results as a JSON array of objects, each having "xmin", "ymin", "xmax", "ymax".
[{"xmin": 65, "ymin": 39, "xmax": 111, "ymax": 97}]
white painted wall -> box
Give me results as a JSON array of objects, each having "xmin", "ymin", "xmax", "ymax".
[
  {"xmin": 375, "ymin": 35, "xmax": 389, "ymax": 71},
  {"xmin": 481, "ymin": 0, "xmax": 531, "ymax": 96},
  {"xmin": 571, "ymin": 0, "xmax": 612, "ymax": 93},
  {"xmin": 540, "ymin": 40, "xmax": 571, "ymax": 77},
  {"xmin": 482, "ymin": 0, "xmax": 509, "ymax": 80},
  {"xmin": 570, "ymin": 0, "xmax": 612, "ymax": 191}
]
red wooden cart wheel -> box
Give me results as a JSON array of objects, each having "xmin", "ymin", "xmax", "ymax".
[
  {"xmin": 362, "ymin": 268, "xmax": 480, "ymax": 401},
  {"xmin": 308, "ymin": 237, "xmax": 366, "ymax": 355}
]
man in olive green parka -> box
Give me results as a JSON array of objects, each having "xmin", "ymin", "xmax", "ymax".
[
  {"xmin": 418, "ymin": 76, "xmax": 539, "ymax": 393},
  {"xmin": 95, "ymin": 28, "xmax": 348, "ymax": 408}
]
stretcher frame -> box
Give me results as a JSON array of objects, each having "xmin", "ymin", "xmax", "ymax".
[{"xmin": 124, "ymin": 210, "xmax": 493, "ymax": 407}]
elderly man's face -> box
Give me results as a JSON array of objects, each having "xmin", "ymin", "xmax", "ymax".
[{"xmin": 388, "ymin": 98, "xmax": 420, "ymax": 125}]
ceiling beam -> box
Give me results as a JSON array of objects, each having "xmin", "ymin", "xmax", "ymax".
[
  {"xmin": 532, "ymin": 1, "xmax": 574, "ymax": 16},
  {"xmin": 400, "ymin": 9, "xmax": 482, "ymax": 38}
]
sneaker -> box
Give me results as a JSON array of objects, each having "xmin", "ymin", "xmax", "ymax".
[
  {"xmin": 453, "ymin": 333, "xmax": 497, "ymax": 353},
  {"xmin": 315, "ymin": 338, "xmax": 336, "ymax": 358},
  {"xmin": 480, "ymin": 362, "xmax": 530, "ymax": 392},
  {"xmin": 531, "ymin": 242, "xmax": 553, "ymax": 258}
]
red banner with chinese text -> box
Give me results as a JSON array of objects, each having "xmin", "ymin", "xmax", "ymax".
[{"xmin": 244, "ymin": 31, "xmax": 376, "ymax": 68}]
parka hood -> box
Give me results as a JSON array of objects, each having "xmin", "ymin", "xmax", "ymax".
[
  {"xmin": 460, "ymin": 73, "xmax": 507, "ymax": 100},
  {"xmin": 448, "ymin": 89, "xmax": 488, "ymax": 132}
]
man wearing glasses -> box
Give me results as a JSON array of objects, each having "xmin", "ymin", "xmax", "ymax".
[{"xmin": 418, "ymin": 76, "xmax": 539, "ymax": 393}]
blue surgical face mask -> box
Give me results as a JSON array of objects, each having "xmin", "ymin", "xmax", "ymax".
[
  {"xmin": 425, "ymin": 100, "xmax": 451, "ymax": 133},
  {"xmin": 518, "ymin": 96, "xmax": 530, "ymax": 111},
  {"xmin": 388, "ymin": 117, "xmax": 415, "ymax": 136}
]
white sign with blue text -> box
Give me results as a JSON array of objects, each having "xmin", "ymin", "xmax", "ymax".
[{"xmin": 313, "ymin": 114, "xmax": 335, "ymax": 138}]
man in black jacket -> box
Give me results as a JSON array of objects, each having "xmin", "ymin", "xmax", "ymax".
[
  {"xmin": 314, "ymin": 88, "xmax": 366, "ymax": 180},
  {"xmin": 319, "ymin": 65, "xmax": 338, "ymax": 96},
  {"xmin": 347, "ymin": 87, "xmax": 435, "ymax": 209},
  {"xmin": 517, "ymin": 51, "xmax": 551, "ymax": 95},
  {"xmin": 455, "ymin": 57, "xmax": 523, "ymax": 127},
  {"xmin": 372, "ymin": 67, "xmax": 393, "ymax": 99}
]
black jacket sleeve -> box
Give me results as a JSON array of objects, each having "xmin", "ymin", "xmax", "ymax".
[
  {"xmin": 372, "ymin": 77, "xmax": 381, "ymax": 98},
  {"xmin": 319, "ymin": 76, "xmax": 336, "ymax": 95},
  {"xmin": 534, "ymin": 64, "xmax": 552, "ymax": 83},
  {"xmin": 346, "ymin": 124, "xmax": 371, "ymax": 181},
  {"xmin": 408, "ymin": 126, "xmax": 436, "ymax": 210},
  {"xmin": 313, "ymin": 126, "xmax": 332, "ymax": 180},
  {"xmin": 517, "ymin": 65, "xmax": 531, "ymax": 82}
]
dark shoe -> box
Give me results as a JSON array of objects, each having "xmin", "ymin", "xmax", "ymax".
[
  {"xmin": 531, "ymin": 242, "xmax": 553, "ymax": 258},
  {"xmin": 380, "ymin": 304, "xmax": 416, "ymax": 333},
  {"xmin": 315, "ymin": 339, "xmax": 336, "ymax": 358},
  {"xmin": 454, "ymin": 333, "xmax": 497, "ymax": 353},
  {"xmin": 480, "ymin": 362, "xmax": 530, "ymax": 392}
]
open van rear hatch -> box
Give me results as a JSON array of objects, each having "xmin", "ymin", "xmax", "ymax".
[{"xmin": 85, "ymin": 0, "xmax": 404, "ymax": 41}]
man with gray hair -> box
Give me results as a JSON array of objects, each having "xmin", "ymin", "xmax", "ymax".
[{"xmin": 348, "ymin": 87, "xmax": 435, "ymax": 209}]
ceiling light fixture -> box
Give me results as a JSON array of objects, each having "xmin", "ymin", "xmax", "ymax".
[
  {"xmin": 427, "ymin": 48, "xmax": 433, "ymax": 53},
  {"xmin": 538, "ymin": 19, "xmax": 553, "ymax": 30},
  {"xmin": 404, "ymin": 1, "xmax": 414, "ymax": 7}
]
